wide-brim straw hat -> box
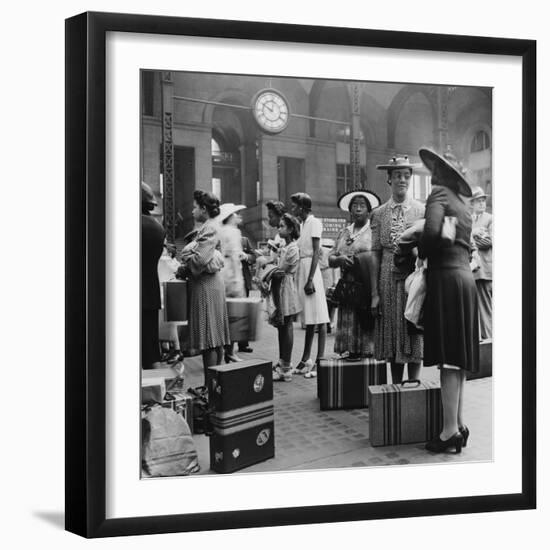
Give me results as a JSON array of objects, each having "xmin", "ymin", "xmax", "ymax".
[
  {"xmin": 418, "ymin": 148, "xmax": 473, "ymax": 197},
  {"xmin": 337, "ymin": 189, "xmax": 381, "ymax": 212},
  {"xmin": 376, "ymin": 156, "xmax": 422, "ymax": 172},
  {"xmin": 217, "ymin": 203, "xmax": 246, "ymax": 223}
]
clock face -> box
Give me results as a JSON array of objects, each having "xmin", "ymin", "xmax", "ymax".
[{"xmin": 252, "ymin": 89, "xmax": 290, "ymax": 134}]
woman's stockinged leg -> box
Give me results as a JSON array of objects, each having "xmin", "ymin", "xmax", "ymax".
[
  {"xmin": 440, "ymin": 367, "xmax": 461, "ymax": 440},
  {"xmin": 280, "ymin": 320, "xmax": 293, "ymax": 364},
  {"xmin": 457, "ymin": 369, "xmax": 467, "ymax": 428},
  {"xmin": 407, "ymin": 362, "xmax": 422, "ymax": 382},
  {"xmin": 277, "ymin": 326, "xmax": 285, "ymax": 363},
  {"xmin": 302, "ymin": 325, "xmax": 315, "ymax": 362},
  {"xmin": 202, "ymin": 347, "xmax": 219, "ymax": 386},
  {"xmin": 390, "ymin": 362, "xmax": 405, "ymax": 384},
  {"xmin": 316, "ymin": 323, "xmax": 326, "ymax": 362}
]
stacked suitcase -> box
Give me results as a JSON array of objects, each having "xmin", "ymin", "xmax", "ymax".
[
  {"xmin": 317, "ymin": 357, "xmax": 387, "ymax": 410},
  {"xmin": 208, "ymin": 359, "xmax": 275, "ymax": 473}
]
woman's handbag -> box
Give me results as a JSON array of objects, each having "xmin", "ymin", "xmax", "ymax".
[
  {"xmin": 404, "ymin": 263, "xmax": 427, "ymax": 329},
  {"xmin": 332, "ymin": 278, "xmax": 368, "ymax": 307}
]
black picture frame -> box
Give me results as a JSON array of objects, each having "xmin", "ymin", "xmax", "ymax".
[{"xmin": 65, "ymin": 11, "xmax": 536, "ymax": 538}]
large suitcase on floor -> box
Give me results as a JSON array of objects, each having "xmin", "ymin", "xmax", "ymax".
[
  {"xmin": 466, "ymin": 339, "xmax": 492, "ymax": 380},
  {"xmin": 368, "ymin": 380, "xmax": 443, "ymax": 447},
  {"xmin": 208, "ymin": 360, "xmax": 275, "ymax": 473},
  {"xmin": 317, "ymin": 357, "xmax": 387, "ymax": 410},
  {"xmin": 209, "ymin": 404, "xmax": 275, "ymax": 473}
]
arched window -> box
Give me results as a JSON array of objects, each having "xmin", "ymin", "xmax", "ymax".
[{"xmin": 470, "ymin": 130, "xmax": 491, "ymax": 153}]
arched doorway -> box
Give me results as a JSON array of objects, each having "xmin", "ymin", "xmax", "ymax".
[{"xmin": 211, "ymin": 129, "xmax": 242, "ymax": 205}]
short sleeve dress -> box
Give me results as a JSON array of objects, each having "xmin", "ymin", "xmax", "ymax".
[
  {"xmin": 277, "ymin": 241, "xmax": 301, "ymax": 318},
  {"xmin": 332, "ymin": 222, "xmax": 374, "ymax": 356},
  {"xmin": 296, "ymin": 215, "xmax": 330, "ymax": 325},
  {"xmin": 371, "ymin": 198, "xmax": 424, "ymax": 364}
]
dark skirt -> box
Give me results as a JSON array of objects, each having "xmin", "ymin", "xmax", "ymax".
[{"xmin": 423, "ymin": 266, "xmax": 480, "ymax": 372}]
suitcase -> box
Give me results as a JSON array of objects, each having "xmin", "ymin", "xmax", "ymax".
[
  {"xmin": 209, "ymin": 405, "xmax": 275, "ymax": 473},
  {"xmin": 141, "ymin": 365, "xmax": 185, "ymax": 397},
  {"xmin": 208, "ymin": 359, "xmax": 274, "ymax": 473},
  {"xmin": 226, "ymin": 297, "xmax": 261, "ymax": 342},
  {"xmin": 368, "ymin": 380, "xmax": 443, "ymax": 447},
  {"xmin": 208, "ymin": 359, "xmax": 273, "ymax": 412},
  {"xmin": 160, "ymin": 392, "xmax": 194, "ymax": 433},
  {"xmin": 141, "ymin": 377, "xmax": 165, "ymax": 405},
  {"xmin": 466, "ymin": 339, "xmax": 492, "ymax": 380},
  {"xmin": 317, "ymin": 357, "xmax": 387, "ymax": 410},
  {"xmin": 163, "ymin": 280, "xmax": 188, "ymax": 322}
]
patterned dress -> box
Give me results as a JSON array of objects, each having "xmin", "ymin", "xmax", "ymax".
[
  {"xmin": 331, "ymin": 222, "xmax": 374, "ymax": 357},
  {"xmin": 183, "ymin": 218, "xmax": 231, "ymax": 353},
  {"xmin": 371, "ymin": 198, "xmax": 424, "ymax": 364},
  {"xmin": 278, "ymin": 241, "xmax": 301, "ymax": 318}
]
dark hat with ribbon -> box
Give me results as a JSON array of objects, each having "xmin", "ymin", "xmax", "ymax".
[
  {"xmin": 376, "ymin": 155, "xmax": 422, "ymax": 172},
  {"xmin": 418, "ymin": 147, "xmax": 472, "ymax": 197}
]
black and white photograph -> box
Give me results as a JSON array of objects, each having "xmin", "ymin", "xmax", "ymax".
[{"xmin": 140, "ymin": 71, "xmax": 494, "ymax": 477}]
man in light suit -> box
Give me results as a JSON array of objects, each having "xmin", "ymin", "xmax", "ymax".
[
  {"xmin": 471, "ymin": 186, "xmax": 493, "ymax": 340},
  {"xmin": 141, "ymin": 182, "xmax": 165, "ymax": 369}
]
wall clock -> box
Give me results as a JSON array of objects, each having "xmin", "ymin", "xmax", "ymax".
[{"xmin": 251, "ymin": 88, "xmax": 290, "ymax": 134}]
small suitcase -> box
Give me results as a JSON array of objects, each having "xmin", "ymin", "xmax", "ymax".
[
  {"xmin": 209, "ymin": 404, "xmax": 275, "ymax": 473},
  {"xmin": 226, "ymin": 297, "xmax": 261, "ymax": 342},
  {"xmin": 208, "ymin": 359, "xmax": 273, "ymax": 412},
  {"xmin": 317, "ymin": 357, "xmax": 387, "ymax": 410},
  {"xmin": 466, "ymin": 339, "xmax": 492, "ymax": 380},
  {"xmin": 368, "ymin": 380, "xmax": 443, "ymax": 447},
  {"xmin": 160, "ymin": 391, "xmax": 194, "ymax": 433}
]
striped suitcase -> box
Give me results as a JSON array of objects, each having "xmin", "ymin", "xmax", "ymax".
[
  {"xmin": 209, "ymin": 402, "xmax": 275, "ymax": 473},
  {"xmin": 368, "ymin": 380, "xmax": 443, "ymax": 446},
  {"xmin": 317, "ymin": 357, "xmax": 387, "ymax": 410}
]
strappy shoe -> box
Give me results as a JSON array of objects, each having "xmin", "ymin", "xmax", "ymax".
[
  {"xmin": 272, "ymin": 364, "xmax": 285, "ymax": 382},
  {"xmin": 293, "ymin": 359, "xmax": 314, "ymax": 375}
]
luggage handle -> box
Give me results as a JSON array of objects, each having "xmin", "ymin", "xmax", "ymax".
[{"xmin": 401, "ymin": 379, "xmax": 421, "ymax": 387}]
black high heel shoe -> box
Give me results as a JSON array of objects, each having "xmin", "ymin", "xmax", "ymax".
[
  {"xmin": 425, "ymin": 432, "xmax": 464, "ymax": 454},
  {"xmin": 459, "ymin": 425, "xmax": 470, "ymax": 448}
]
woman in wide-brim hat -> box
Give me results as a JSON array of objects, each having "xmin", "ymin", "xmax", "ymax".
[
  {"xmin": 418, "ymin": 147, "xmax": 479, "ymax": 454},
  {"xmin": 217, "ymin": 203, "xmax": 248, "ymax": 362},
  {"xmin": 371, "ymin": 156, "xmax": 425, "ymax": 384},
  {"xmin": 329, "ymin": 189, "xmax": 381, "ymax": 358}
]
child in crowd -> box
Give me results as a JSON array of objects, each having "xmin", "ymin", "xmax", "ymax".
[{"xmin": 270, "ymin": 214, "xmax": 302, "ymax": 382}]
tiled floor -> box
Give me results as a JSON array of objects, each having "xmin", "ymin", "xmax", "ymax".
[{"xmin": 175, "ymin": 310, "xmax": 493, "ymax": 476}]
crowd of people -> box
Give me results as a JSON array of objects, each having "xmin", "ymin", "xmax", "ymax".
[{"xmin": 141, "ymin": 147, "xmax": 493, "ymax": 455}]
